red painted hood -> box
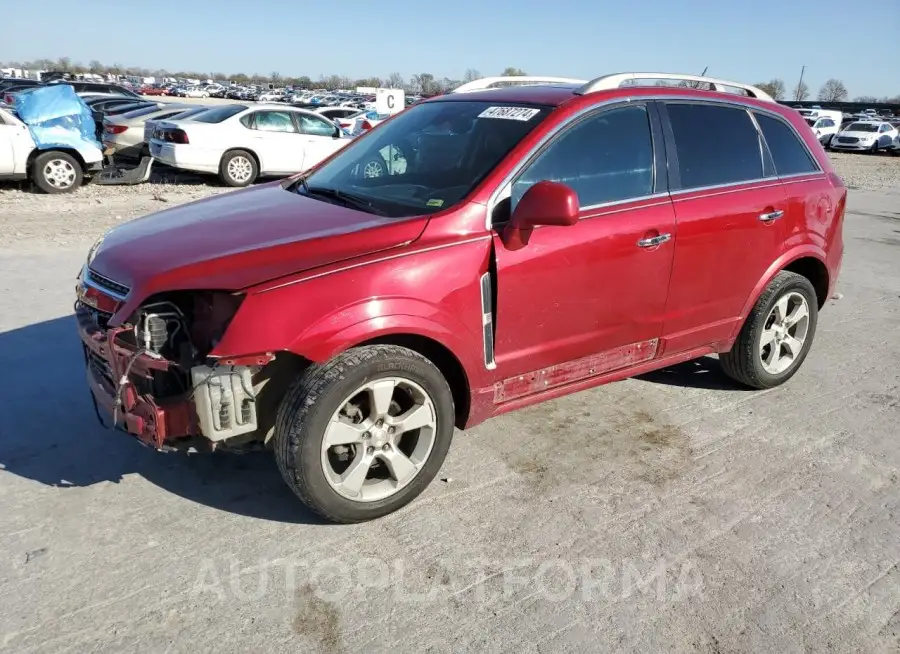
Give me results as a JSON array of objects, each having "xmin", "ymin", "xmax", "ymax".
[{"xmin": 91, "ymin": 182, "xmax": 427, "ymax": 299}]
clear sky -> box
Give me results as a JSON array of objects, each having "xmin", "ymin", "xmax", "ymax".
[{"xmin": 3, "ymin": 0, "xmax": 898, "ymax": 97}]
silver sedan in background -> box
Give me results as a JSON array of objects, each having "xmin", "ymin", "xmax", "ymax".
[{"xmin": 102, "ymin": 104, "xmax": 204, "ymax": 159}]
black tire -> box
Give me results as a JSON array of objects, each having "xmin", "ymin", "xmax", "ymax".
[
  {"xmin": 32, "ymin": 151, "xmax": 83, "ymax": 194},
  {"xmin": 719, "ymin": 271, "xmax": 819, "ymax": 390},
  {"xmin": 274, "ymin": 345, "xmax": 455, "ymax": 523},
  {"xmin": 218, "ymin": 149, "xmax": 258, "ymax": 187},
  {"xmin": 870, "ymin": 141, "xmax": 879, "ymax": 154}
]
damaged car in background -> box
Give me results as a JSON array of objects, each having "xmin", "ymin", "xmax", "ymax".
[
  {"xmin": 76, "ymin": 73, "xmax": 845, "ymax": 524},
  {"xmin": 0, "ymin": 83, "xmax": 103, "ymax": 193}
]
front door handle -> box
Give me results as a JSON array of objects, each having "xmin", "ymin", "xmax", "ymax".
[
  {"xmin": 759, "ymin": 209, "xmax": 784, "ymax": 223},
  {"xmin": 637, "ymin": 233, "xmax": 672, "ymax": 248}
]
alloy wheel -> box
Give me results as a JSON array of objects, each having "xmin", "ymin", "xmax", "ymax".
[
  {"xmin": 227, "ymin": 156, "xmax": 253, "ymax": 183},
  {"xmin": 362, "ymin": 160, "xmax": 385, "ymax": 178},
  {"xmin": 759, "ymin": 291, "xmax": 810, "ymax": 375},
  {"xmin": 320, "ymin": 377, "xmax": 437, "ymax": 502}
]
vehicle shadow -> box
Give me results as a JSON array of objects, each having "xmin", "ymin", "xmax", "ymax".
[
  {"xmin": 634, "ymin": 355, "xmax": 752, "ymax": 391},
  {"xmin": 0, "ymin": 314, "xmax": 330, "ymax": 525}
]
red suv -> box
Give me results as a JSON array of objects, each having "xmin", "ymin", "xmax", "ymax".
[{"xmin": 76, "ymin": 73, "xmax": 845, "ymax": 523}]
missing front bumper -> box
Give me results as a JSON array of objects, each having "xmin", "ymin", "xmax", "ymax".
[{"xmin": 77, "ymin": 305, "xmax": 260, "ymax": 448}]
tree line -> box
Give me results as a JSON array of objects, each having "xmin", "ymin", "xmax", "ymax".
[
  {"xmin": 753, "ymin": 77, "xmax": 900, "ymax": 104},
  {"xmin": 1, "ymin": 58, "xmax": 531, "ymax": 95}
]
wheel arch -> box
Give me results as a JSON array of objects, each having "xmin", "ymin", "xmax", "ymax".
[
  {"xmin": 353, "ymin": 333, "xmax": 471, "ymax": 429},
  {"xmin": 731, "ymin": 247, "xmax": 830, "ymax": 340},
  {"xmin": 782, "ymin": 256, "xmax": 830, "ymax": 308},
  {"xmin": 27, "ymin": 147, "xmax": 87, "ymax": 172}
]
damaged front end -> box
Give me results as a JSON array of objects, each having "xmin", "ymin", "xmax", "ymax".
[{"xmin": 76, "ymin": 270, "xmax": 274, "ymax": 450}]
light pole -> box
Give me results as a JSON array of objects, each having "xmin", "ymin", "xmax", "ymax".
[{"xmin": 795, "ymin": 65, "xmax": 806, "ymax": 101}]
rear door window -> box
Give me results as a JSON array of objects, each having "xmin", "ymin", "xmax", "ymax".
[
  {"xmin": 253, "ymin": 111, "xmax": 298, "ymax": 133},
  {"xmin": 754, "ymin": 113, "xmax": 819, "ymax": 176},
  {"xmin": 665, "ymin": 103, "xmax": 764, "ymax": 189}
]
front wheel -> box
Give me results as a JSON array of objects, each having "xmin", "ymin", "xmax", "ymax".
[
  {"xmin": 32, "ymin": 151, "xmax": 83, "ymax": 194},
  {"xmin": 274, "ymin": 345, "xmax": 455, "ymax": 523},
  {"xmin": 719, "ymin": 271, "xmax": 819, "ymax": 389}
]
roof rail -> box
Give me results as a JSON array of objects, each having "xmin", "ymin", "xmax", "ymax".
[
  {"xmin": 574, "ymin": 73, "xmax": 775, "ymax": 102},
  {"xmin": 451, "ymin": 76, "xmax": 587, "ymax": 94}
]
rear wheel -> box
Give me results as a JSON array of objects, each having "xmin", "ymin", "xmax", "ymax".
[
  {"xmin": 32, "ymin": 151, "xmax": 83, "ymax": 194},
  {"xmin": 720, "ymin": 271, "xmax": 818, "ymax": 389},
  {"xmin": 274, "ymin": 345, "xmax": 455, "ymax": 523},
  {"xmin": 219, "ymin": 150, "xmax": 257, "ymax": 187}
]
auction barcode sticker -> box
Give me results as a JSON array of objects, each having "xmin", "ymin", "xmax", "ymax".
[{"xmin": 478, "ymin": 106, "xmax": 541, "ymax": 121}]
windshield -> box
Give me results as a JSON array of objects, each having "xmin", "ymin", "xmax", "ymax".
[
  {"xmin": 192, "ymin": 104, "xmax": 247, "ymax": 123},
  {"xmin": 298, "ymin": 100, "xmax": 551, "ymax": 218},
  {"xmin": 846, "ymin": 123, "xmax": 879, "ymax": 132}
]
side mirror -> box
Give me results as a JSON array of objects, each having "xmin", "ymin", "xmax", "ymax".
[{"xmin": 502, "ymin": 180, "xmax": 579, "ymax": 249}]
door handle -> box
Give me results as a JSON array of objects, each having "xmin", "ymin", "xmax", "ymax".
[
  {"xmin": 759, "ymin": 209, "xmax": 784, "ymax": 223},
  {"xmin": 637, "ymin": 233, "xmax": 672, "ymax": 248}
]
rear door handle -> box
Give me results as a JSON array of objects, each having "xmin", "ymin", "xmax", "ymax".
[
  {"xmin": 637, "ymin": 233, "xmax": 672, "ymax": 248},
  {"xmin": 759, "ymin": 210, "xmax": 784, "ymax": 223}
]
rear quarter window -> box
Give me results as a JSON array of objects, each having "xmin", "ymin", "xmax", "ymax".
[
  {"xmin": 665, "ymin": 103, "xmax": 764, "ymax": 189},
  {"xmin": 755, "ymin": 113, "xmax": 819, "ymax": 176}
]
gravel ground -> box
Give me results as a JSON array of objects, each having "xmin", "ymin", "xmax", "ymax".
[{"xmin": 0, "ymin": 151, "xmax": 899, "ymax": 652}]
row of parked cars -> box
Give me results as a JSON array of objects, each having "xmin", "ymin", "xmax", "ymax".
[
  {"xmin": 140, "ymin": 82, "xmax": 423, "ymax": 109},
  {"xmin": 1, "ymin": 76, "xmax": 402, "ymax": 191},
  {"xmin": 3, "ymin": 74, "xmax": 898, "ymax": 195},
  {"xmin": 797, "ymin": 107, "xmax": 900, "ymax": 154}
]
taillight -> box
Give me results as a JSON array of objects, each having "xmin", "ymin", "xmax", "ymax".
[
  {"xmin": 105, "ymin": 124, "xmax": 128, "ymax": 134},
  {"xmin": 170, "ymin": 129, "xmax": 189, "ymax": 144},
  {"xmin": 360, "ymin": 120, "xmax": 373, "ymax": 131},
  {"xmin": 155, "ymin": 128, "xmax": 190, "ymax": 144},
  {"xmin": 3, "ymin": 94, "xmax": 12, "ymax": 105}
]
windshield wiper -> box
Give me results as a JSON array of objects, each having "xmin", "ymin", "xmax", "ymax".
[{"xmin": 304, "ymin": 185, "xmax": 387, "ymax": 216}]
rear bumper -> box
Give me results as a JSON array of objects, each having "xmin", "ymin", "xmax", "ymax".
[
  {"xmin": 149, "ymin": 141, "xmax": 219, "ymax": 174},
  {"xmin": 76, "ymin": 304, "xmax": 197, "ymax": 448},
  {"xmin": 103, "ymin": 139, "xmax": 146, "ymax": 160}
]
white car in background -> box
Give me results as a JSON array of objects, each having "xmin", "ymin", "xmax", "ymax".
[
  {"xmin": 149, "ymin": 103, "xmax": 351, "ymax": 186},
  {"xmin": 830, "ymin": 121, "xmax": 899, "ymax": 153},
  {"xmin": 313, "ymin": 106, "xmax": 369, "ymax": 131},
  {"xmin": 183, "ymin": 87, "xmax": 211, "ymax": 98},
  {"xmin": 0, "ymin": 103, "xmax": 103, "ymax": 193},
  {"xmin": 257, "ymin": 90, "xmax": 285, "ymax": 102},
  {"xmin": 801, "ymin": 110, "xmax": 843, "ymax": 147}
]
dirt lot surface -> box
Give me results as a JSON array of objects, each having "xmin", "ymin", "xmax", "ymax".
[{"xmin": 0, "ymin": 153, "xmax": 899, "ymax": 652}]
